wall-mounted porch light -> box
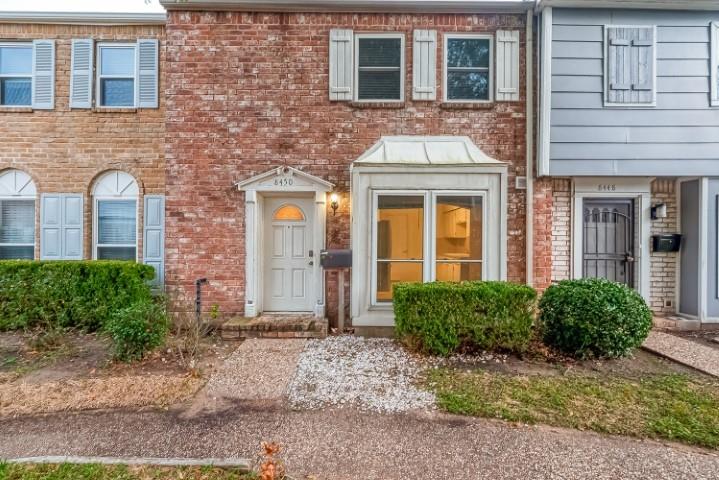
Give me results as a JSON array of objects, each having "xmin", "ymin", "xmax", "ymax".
[
  {"xmin": 651, "ymin": 203, "xmax": 667, "ymax": 220},
  {"xmin": 330, "ymin": 193, "xmax": 340, "ymax": 216}
]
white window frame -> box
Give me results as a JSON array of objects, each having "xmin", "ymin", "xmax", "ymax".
[
  {"xmin": 354, "ymin": 32, "xmax": 405, "ymax": 103},
  {"xmin": 443, "ymin": 33, "xmax": 494, "ymax": 104},
  {"xmin": 92, "ymin": 196, "xmax": 139, "ymax": 261},
  {"xmin": 711, "ymin": 21, "xmax": 719, "ymax": 107},
  {"xmin": 370, "ymin": 189, "xmax": 487, "ymax": 306},
  {"xmin": 0, "ymin": 197, "xmax": 35, "ymax": 259},
  {"xmin": 0, "ymin": 42, "xmax": 33, "ymax": 107},
  {"xmin": 602, "ymin": 24, "xmax": 657, "ymax": 108},
  {"xmin": 430, "ymin": 191, "xmax": 488, "ymax": 282},
  {"xmin": 96, "ymin": 42, "xmax": 137, "ymax": 109}
]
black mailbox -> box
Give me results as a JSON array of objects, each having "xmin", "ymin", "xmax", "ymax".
[
  {"xmin": 652, "ymin": 234, "xmax": 682, "ymax": 253},
  {"xmin": 320, "ymin": 249, "xmax": 352, "ymax": 268}
]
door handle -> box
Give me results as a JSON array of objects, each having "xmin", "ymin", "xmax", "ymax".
[
  {"xmin": 309, "ymin": 260, "xmax": 314, "ymax": 266},
  {"xmin": 624, "ymin": 253, "xmax": 635, "ymax": 263}
]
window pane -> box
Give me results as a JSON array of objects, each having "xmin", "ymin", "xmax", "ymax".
[
  {"xmin": 98, "ymin": 200, "xmax": 136, "ymax": 245},
  {"xmin": 100, "ymin": 78, "xmax": 135, "ymax": 107},
  {"xmin": 0, "ymin": 200, "xmax": 35, "ymax": 244},
  {"xmin": 446, "ymin": 38, "xmax": 490, "ymax": 68},
  {"xmin": 436, "ymin": 262, "xmax": 482, "ymax": 282},
  {"xmin": 436, "ymin": 196, "xmax": 482, "ymax": 261},
  {"xmin": 0, "ymin": 46, "xmax": 32, "ymax": 75},
  {"xmin": 447, "ymin": 71, "xmax": 490, "ymax": 101},
  {"xmin": 0, "ymin": 246, "xmax": 33, "ymax": 260},
  {"xmin": 358, "ymin": 70, "xmax": 401, "ymax": 100},
  {"xmin": 377, "ymin": 195, "xmax": 424, "ymax": 260},
  {"xmin": 100, "ymin": 47, "xmax": 135, "ymax": 75},
  {"xmin": 1, "ymin": 78, "xmax": 31, "ymax": 106},
  {"xmin": 274, "ymin": 204, "xmax": 305, "ymax": 221},
  {"xmin": 97, "ymin": 246, "xmax": 136, "ymax": 261},
  {"xmin": 377, "ymin": 261, "xmax": 423, "ymax": 302},
  {"xmin": 358, "ymin": 38, "xmax": 401, "ymax": 68}
]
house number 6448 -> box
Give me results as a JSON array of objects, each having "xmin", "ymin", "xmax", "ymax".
[
  {"xmin": 598, "ymin": 184, "xmax": 616, "ymax": 192},
  {"xmin": 274, "ymin": 178, "xmax": 294, "ymax": 187}
]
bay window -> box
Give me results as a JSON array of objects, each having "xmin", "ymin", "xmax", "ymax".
[{"xmin": 373, "ymin": 191, "xmax": 485, "ymax": 303}]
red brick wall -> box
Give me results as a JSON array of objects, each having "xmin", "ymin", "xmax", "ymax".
[
  {"xmin": 0, "ymin": 23, "xmax": 165, "ymax": 260},
  {"xmin": 165, "ymin": 11, "xmax": 529, "ymax": 320}
]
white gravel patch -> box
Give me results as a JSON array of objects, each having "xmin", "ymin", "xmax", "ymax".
[{"xmin": 287, "ymin": 336, "xmax": 435, "ymax": 413}]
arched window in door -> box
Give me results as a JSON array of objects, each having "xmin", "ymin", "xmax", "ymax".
[{"xmin": 273, "ymin": 204, "xmax": 305, "ymax": 221}]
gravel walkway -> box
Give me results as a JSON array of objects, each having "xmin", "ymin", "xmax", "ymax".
[
  {"xmin": 1, "ymin": 408, "xmax": 718, "ymax": 479},
  {"xmin": 287, "ymin": 336, "xmax": 435, "ymax": 413},
  {"xmin": 643, "ymin": 331, "xmax": 719, "ymax": 377},
  {"xmin": 195, "ymin": 339, "xmax": 306, "ymax": 405}
]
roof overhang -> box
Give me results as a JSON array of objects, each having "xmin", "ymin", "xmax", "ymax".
[
  {"xmin": 0, "ymin": 11, "xmax": 167, "ymax": 25},
  {"xmin": 161, "ymin": 0, "xmax": 533, "ymax": 13},
  {"xmin": 236, "ymin": 166, "xmax": 334, "ymax": 192},
  {"xmin": 354, "ymin": 136, "xmax": 506, "ymax": 167},
  {"xmin": 536, "ymin": 0, "xmax": 719, "ymax": 11}
]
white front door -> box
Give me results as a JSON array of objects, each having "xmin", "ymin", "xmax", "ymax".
[{"xmin": 263, "ymin": 197, "xmax": 315, "ymax": 312}]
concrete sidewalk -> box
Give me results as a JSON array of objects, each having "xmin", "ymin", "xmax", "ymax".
[
  {"xmin": 643, "ymin": 331, "xmax": 719, "ymax": 377},
  {"xmin": 1, "ymin": 407, "xmax": 717, "ymax": 480}
]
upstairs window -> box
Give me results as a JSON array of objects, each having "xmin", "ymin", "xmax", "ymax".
[
  {"xmin": 97, "ymin": 44, "xmax": 136, "ymax": 107},
  {"xmin": 444, "ymin": 34, "xmax": 493, "ymax": 102},
  {"xmin": 355, "ymin": 33, "xmax": 404, "ymax": 102},
  {"xmin": 0, "ymin": 44, "xmax": 32, "ymax": 106},
  {"xmin": 604, "ymin": 26, "xmax": 656, "ymax": 106}
]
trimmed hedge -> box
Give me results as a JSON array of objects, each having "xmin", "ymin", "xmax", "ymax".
[
  {"xmin": 394, "ymin": 281, "xmax": 537, "ymax": 356},
  {"xmin": 539, "ymin": 278, "xmax": 652, "ymax": 359},
  {"xmin": 0, "ymin": 260, "xmax": 155, "ymax": 331}
]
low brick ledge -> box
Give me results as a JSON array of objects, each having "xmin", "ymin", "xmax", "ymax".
[{"xmin": 220, "ymin": 315, "xmax": 327, "ymax": 340}]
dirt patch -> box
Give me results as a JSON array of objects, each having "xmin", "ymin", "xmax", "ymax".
[{"xmin": 0, "ymin": 374, "xmax": 203, "ymax": 417}]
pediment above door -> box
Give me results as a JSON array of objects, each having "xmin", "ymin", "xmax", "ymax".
[{"xmin": 236, "ymin": 166, "xmax": 334, "ymax": 193}]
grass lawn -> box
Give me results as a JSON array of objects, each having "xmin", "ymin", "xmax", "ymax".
[
  {"xmin": 426, "ymin": 368, "xmax": 719, "ymax": 449},
  {"xmin": 0, "ymin": 463, "xmax": 256, "ymax": 480}
]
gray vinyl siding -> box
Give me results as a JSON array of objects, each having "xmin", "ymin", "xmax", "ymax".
[
  {"xmin": 549, "ymin": 9, "xmax": 719, "ymax": 177},
  {"xmin": 680, "ymin": 180, "xmax": 700, "ymax": 317}
]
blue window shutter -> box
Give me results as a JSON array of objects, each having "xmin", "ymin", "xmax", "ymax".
[
  {"xmin": 62, "ymin": 194, "xmax": 83, "ymax": 260},
  {"xmin": 606, "ymin": 26, "xmax": 654, "ymax": 105},
  {"xmin": 136, "ymin": 39, "xmax": 159, "ymax": 109},
  {"xmin": 70, "ymin": 39, "xmax": 93, "ymax": 109},
  {"xmin": 40, "ymin": 194, "xmax": 61, "ymax": 259},
  {"xmin": 31, "ymin": 39, "xmax": 54, "ymax": 110},
  {"xmin": 412, "ymin": 30, "xmax": 437, "ymax": 101},
  {"xmin": 143, "ymin": 195, "xmax": 164, "ymax": 286}
]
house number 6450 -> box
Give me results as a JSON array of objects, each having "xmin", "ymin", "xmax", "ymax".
[{"xmin": 274, "ymin": 178, "xmax": 294, "ymax": 187}]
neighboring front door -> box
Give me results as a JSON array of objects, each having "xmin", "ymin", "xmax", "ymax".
[
  {"xmin": 263, "ymin": 197, "xmax": 314, "ymax": 312},
  {"xmin": 582, "ymin": 199, "xmax": 635, "ymax": 287}
]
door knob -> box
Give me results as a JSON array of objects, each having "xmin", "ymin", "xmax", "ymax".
[{"xmin": 309, "ymin": 261, "xmax": 314, "ymax": 266}]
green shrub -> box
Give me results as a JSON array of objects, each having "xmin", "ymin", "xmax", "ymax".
[
  {"xmin": 539, "ymin": 278, "xmax": 652, "ymax": 359},
  {"xmin": 0, "ymin": 260, "xmax": 155, "ymax": 331},
  {"xmin": 394, "ymin": 281, "xmax": 537, "ymax": 356},
  {"xmin": 105, "ymin": 299, "xmax": 169, "ymax": 362}
]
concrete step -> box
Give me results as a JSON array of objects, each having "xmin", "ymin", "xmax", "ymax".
[{"xmin": 220, "ymin": 314, "xmax": 327, "ymax": 340}]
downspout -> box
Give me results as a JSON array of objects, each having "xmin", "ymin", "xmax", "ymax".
[{"xmin": 525, "ymin": 8, "xmax": 534, "ymax": 287}]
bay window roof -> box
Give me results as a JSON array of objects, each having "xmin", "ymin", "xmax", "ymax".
[{"xmin": 354, "ymin": 136, "xmax": 505, "ymax": 166}]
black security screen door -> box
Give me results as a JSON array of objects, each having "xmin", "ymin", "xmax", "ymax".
[{"xmin": 582, "ymin": 199, "xmax": 635, "ymax": 287}]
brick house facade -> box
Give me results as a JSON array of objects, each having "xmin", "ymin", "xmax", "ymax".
[
  {"xmin": 0, "ymin": 21, "xmax": 165, "ymax": 268},
  {"xmin": 162, "ymin": 8, "xmax": 538, "ymax": 324}
]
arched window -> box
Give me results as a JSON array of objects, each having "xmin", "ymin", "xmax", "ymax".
[
  {"xmin": 273, "ymin": 204, "xmax": 305, "ymax": 221},
  {"xmin": 0, "ymin": 169, "xmax": 36, "ymax": 259},
  {"xmin": 92, "ymin": 170, "xmax": 139, "ymax": 260}
]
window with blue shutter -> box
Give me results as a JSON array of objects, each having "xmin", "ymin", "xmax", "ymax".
[
  {"xmin": 98, "ymin": 45, "xmax": 136, "ymax": 107},
  {"xmin": 444, "ymin": 34, "xmax": 492, "ymax": 102},
  {"xmin": 355, "ymin": 34, "xmax": 404, "ymax": 101},
  {"xmin": 605, "ymin": 26, "xmax": 656, "ymax": 106},
  {"xmin": 96, "ymin": 200, "xmax": 137, "ymax": 260},
  {"xmin": 0, "ymin": 44, "xmax": 33, "ymax": 106},
  {"xmin": 0, "ymin": 200, "xmax": 35, "ymax": 259}
]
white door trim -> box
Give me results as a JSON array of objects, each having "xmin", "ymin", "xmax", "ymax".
[
  {"xmin": 237, "ymin": 167, "xmax": 333, "ymax": 318},
  {"xmin": 572, "ymin": 177, "xmax": 651, "ymax": 302}
]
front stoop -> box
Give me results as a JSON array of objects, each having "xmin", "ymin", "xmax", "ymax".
[
  {"xmin": 220, "ymin": 314, "xmax": 328, "ymax": 340},
  {"xmin": 653, "ymin": 315, "xmax": 701, "ymax": 331}
]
